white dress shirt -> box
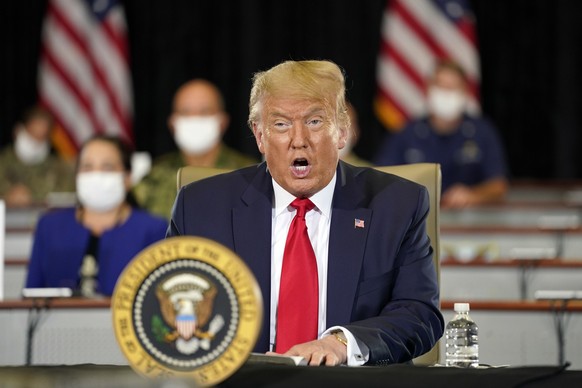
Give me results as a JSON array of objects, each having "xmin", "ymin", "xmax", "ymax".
[{"xmin": 269, "ymin": 172, "xmax": 369, "ymax": 366}]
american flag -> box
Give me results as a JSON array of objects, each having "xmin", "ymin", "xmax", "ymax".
[
  {"xmin": 375, "ymin": 0, "xmax": 480, "ymax": 131},
  {"xmin": 354, "ymin": 218, "xmax": 365, "ymax": 229},
  {"xmin": 38, "ymin": 0, "xmax": 133, "ymax": 157}
]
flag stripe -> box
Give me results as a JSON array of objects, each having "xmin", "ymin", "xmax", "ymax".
[
  {"xmin": 381, "ymin": 39, "xmax": 424, "ymax": 94},
  {"xmin": 47, "ymin": 0, "xmax": 126, "ymax": 138},
  {"xmin": 392, "ymin": 0, "xmax": 448, "ymax": 60},
  {"xmin": 101, "ymin": 10, "xmax": 130, "ymax": 62},
  {"xmin": 43, "ymin": 15, "xmax": 93, "ymax": 97},
  {"xmin": 382, "ymin": 10, "xmax": 434, "ymax": 86},
  {"xmin": 49, "ymin": 1, "xmax": 93, "ymax": 62},
  {"xmin": 402, "ymin": 0, "xmax": 479, "ymax": 80},
  {"xmin": 41, "ymin": 48, "xmax": 102, "ymax": 135},
  {"xmin": 376, "ymin": 0, "xmax": 480, "ymax": 130},
  {"xmin": 378, "ymin": 55, "xmax": 426, "ymax": 118},
  {"xmin": 39, "ymin": 61, "xmax": 96, "ymax": 144},
  {"xmin": 38, "ymin": 0, "xmax": 133, "ymax": 153},
  {"xmin": 90, "ymin": 26, "xmax": 133, "ymax": 140}
]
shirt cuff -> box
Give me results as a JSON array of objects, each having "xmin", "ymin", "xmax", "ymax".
[{"xmin": 322, "ymin": 326, "xmax": 370, "ymax": 366}]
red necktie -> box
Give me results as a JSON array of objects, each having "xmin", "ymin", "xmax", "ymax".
[{"xmin": 275, "ymin": 198, "xmax": 319, "ymax": 353}]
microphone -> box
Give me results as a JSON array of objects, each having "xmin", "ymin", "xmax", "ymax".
[{"xmin": 21, "ymin": 287, "xmax": 73, "ymax": 365}]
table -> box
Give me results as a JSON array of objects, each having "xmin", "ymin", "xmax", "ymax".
[
  {"xmin": 0, "ymin": 298, "xmax": 126, "ymax": 366},
  {"xmin": 505, "ymin": 181, "xmax": 582, "ymax": 205},
  {"xmin": 441, "ymin": 227, "xmax": 582, "ymax": 260},
  {"xmin": 0, "ymin": 363, "xmax": 581, "ymax": 388},
  {"xmin": 441, "ymin": 259, "xmax": 582, "ymax": 300},
  {"xmin": 439, "ymin": 301, "xmax": 582, "ymax": 369},
  {"xmin": 2, "ymin": 298, "xmax": 582, "ymax": 369}
]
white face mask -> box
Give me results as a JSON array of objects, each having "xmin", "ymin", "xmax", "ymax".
[
  {"xmin": 14, "ymin": 125, "xmax": 50, "ymax": 165},
  {"xmin": 427, "ymin": 87, "xmax": 466, "ymax": 121},
  {"xmin": 76, "ymin": 171, "xmax": 126, "ymax": 212},
  {"xmin": 173, "ymin": 115, "xmax": 221, "ymax": 155}
]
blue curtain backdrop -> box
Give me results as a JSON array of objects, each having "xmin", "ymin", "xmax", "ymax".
[{"xmin": 1, "ymin": 0, "xmax": 581, "ymax": 179}]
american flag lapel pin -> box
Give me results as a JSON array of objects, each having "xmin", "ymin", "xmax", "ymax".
[{"xmin": 354, "ymin": 218, "xmax": 365, "ymax": 229}]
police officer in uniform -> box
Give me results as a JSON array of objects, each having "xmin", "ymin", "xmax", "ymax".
[{"xmin": 375, "ymin": 60, "xmax": 508, "ymax": 208}]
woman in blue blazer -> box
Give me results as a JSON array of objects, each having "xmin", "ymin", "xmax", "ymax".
[{"xmin": 25, "ymin": 135, "xmax": 167, "ymax": 297}]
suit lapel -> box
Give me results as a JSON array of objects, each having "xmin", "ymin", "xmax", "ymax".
[
  {"xmin": 232, "ymin": 164, "xmax": 273, "ymax": 351},
  {"xmin": 327, "ymin": 162, "xmax": 371, "ymax": 326},
  {"xmin": 230, "ymin": 163, "xmax": 371, "ymax": 345}
]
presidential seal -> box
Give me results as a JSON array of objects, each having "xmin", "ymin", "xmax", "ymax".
[{"xmin": 111, "ymin": 236, "xmax": 263, "ymax": 386}]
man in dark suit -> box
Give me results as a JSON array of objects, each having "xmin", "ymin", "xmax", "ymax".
[{"xmin": 168, "ymin": 60, "xmax": 443, "ymax": 366}]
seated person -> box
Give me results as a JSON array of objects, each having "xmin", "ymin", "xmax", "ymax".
[
  {"xmin": 25, "ymin": 135, "xmax": 168, "ymax": 297},
  {"xmin": 374, "ymin": 60, "xmax": 509, "ymax": 208},
  {"xmin": 133, "ymin": 79, "xmax": 258, "ymax": 219},
  {"xmin": 0, "ymin": 106, "xmax": 75, "ymax": 207},
  {"xmin": 168, "ymin": 60, "xmax": 443, "ymax": 366},
  {"xmin": 339, "ymin": 103, "xmax": 373, "ymax": 166}
]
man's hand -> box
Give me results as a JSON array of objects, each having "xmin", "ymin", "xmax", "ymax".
[
  {"xmin": 441, "ymin": 184, "xmax": 474, "ymax": 209},
  {"xmin": 267, "ymin": 335, "xmax": 347, "ymax": 366},
  {"xmin": 5, "ymin": 184, "xmax": 33, "ymax": 207},
  {"xmin": 442, "ymin": 178, "xmax": 509, "ymax": 209}
]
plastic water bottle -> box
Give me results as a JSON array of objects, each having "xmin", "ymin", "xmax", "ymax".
[{"xmin": 445, "ymin": 303, "xmax": 479, "ymax": 367}]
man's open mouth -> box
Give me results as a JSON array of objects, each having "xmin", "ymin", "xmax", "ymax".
[
  {"xmin": 290, "ymin": 158, "xmax": 311, "ymax": 177},
  {"xmin": 293, "ymin": 158, "xmax": 309, "ymax": 170}
]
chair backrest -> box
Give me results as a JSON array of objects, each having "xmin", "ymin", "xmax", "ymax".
[
  {"xmin": 0, "ymin": 200, "xmax": 5, "ymax": 300},
  {"xmin": 373, "ymin": 163, "xmax": 441, "ymax": 366},
  {"xmin": 176, "ymin": 166, "xmax": 232, "ymax": 191},
  {"xmin": 177, "ymin": 163, "xmax": 442, "ymax": 365}
]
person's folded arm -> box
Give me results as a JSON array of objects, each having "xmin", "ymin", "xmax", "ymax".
[{"xmin": 442, "ymin": 177, "xmax": 508, "ymax": 208}]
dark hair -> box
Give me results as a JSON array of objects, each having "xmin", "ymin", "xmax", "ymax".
[
  {"xmin": 78, "ymin": 135, "xmax": 140, "ymax": 208},
  {"xmin": 433, "ymin": 59, "xmax": 468, "ymax": 84},
  {"xmin": 21, "ymin": 105, "xmax": 55, "ymax": 128},
  {"xmin": 78, "ymin": 135, "xmax": 133, "ymax": 172}
]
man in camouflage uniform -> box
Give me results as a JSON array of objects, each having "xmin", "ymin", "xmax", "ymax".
[
  {"xmin": 0, "ymin": 106, "xmax": 75, "ymax": 207},
  {"xmin": 133, "ymin": 79, "xmax": 258, "ymax": 219}
]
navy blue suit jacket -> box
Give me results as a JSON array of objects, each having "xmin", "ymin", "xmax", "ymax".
[{"xmin": 168, "ymin": 161, "xmax": 443, "ymax": 365}]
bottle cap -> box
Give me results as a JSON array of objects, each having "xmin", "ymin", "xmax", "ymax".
[{"xmin": 454, "ymin": 303, "xmax": 470, "ymax": 312}]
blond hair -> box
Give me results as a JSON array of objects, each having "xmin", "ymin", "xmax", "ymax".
[{"xmin": 248, "ymin": 60, "xmax": 350, "ymax": 131}]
